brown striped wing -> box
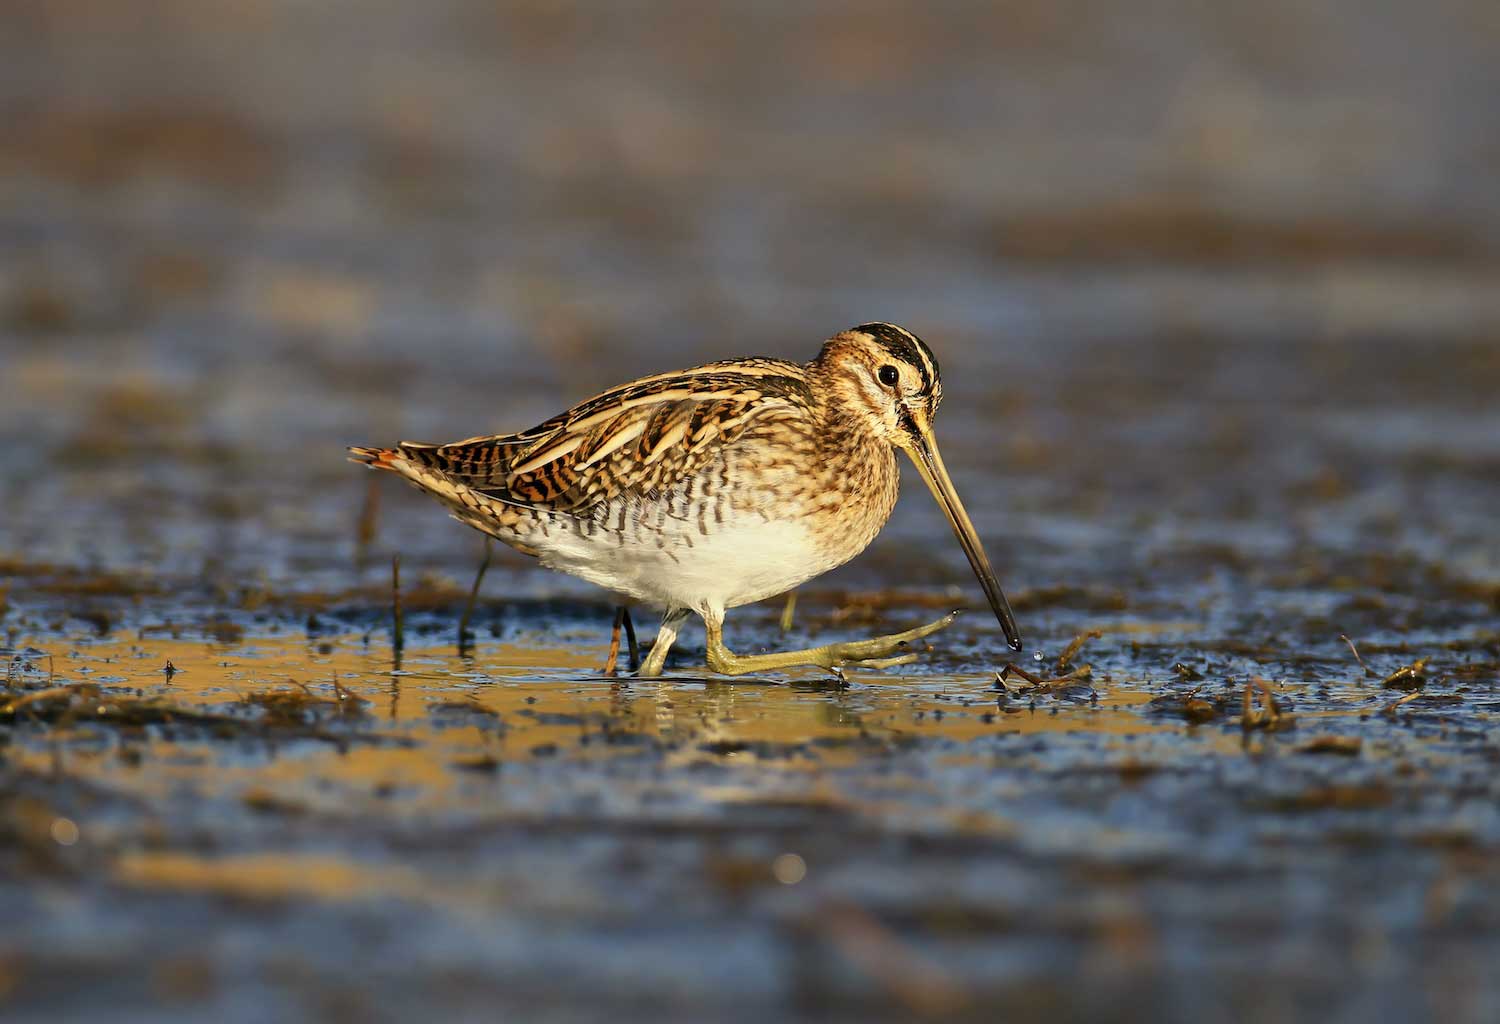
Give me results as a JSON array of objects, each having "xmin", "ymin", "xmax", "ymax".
[{"xmin": 395, "ymin": 362, "xmax": 809, "ymax": 516}]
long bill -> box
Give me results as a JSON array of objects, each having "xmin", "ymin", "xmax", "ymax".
[{"xmin": 902, "ymin": 417, "xmax": 1023, "ymax": 652}]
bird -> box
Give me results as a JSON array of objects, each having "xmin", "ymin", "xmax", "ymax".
[{"xmin": 350, "ymin": 322, "xmax": 1022, "ymax": 677}]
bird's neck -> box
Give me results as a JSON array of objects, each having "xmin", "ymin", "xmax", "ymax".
[{"xmin": 806, "ymin": 366, "xmax": 901, "ymax": 523}]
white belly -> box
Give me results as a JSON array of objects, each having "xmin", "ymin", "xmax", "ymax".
[{"xmin": 535, "ymin": 514, "xmax": 841, "ymax": 614}]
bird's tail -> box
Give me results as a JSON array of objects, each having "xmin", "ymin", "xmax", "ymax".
[{"xmin": 348, "ymin": 445, "xmax": 401, "ymax": 471}]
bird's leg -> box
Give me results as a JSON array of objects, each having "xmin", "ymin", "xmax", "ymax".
[
  {"xmin": 602, "ymin": 606, "xmax": 626, "ymax": 675},
  {"xmin": 639, "ymin": 607, "xmax": 691, "ymax": 678},
  {"xmin": 702, "ymin": 608, "xmax": 959, "ymax": 675},
  {"xmin": 622, "ymin": 606, "xmax": 640, "ymax": 672}
]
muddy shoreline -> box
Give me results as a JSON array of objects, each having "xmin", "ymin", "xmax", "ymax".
[{"xmin": 4, "ymin": 1, "xmax": 1500, "ymax": 1020}]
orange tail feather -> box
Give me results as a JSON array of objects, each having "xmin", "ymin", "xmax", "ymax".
[{"xmin": 348, "ymin": 446, "xmax": 400, "ymax": 470}]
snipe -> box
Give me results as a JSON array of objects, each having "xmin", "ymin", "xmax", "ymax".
[{"xmin": 351, "ymin": 323, "xmax": 1022, "ymax": 676}]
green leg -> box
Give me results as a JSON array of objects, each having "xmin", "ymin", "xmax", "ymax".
[
  {"xmin": 703, "ymin": 609, "xmax": 959, "ymax": 675},
  {"xmin": 639, "ymin": 607, "xmax": 690, "ymax": 678}
]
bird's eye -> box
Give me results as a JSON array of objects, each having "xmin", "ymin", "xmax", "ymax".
[{"xmin": 877, "ymin": 364, "xmax": 900, "ymax": 387}]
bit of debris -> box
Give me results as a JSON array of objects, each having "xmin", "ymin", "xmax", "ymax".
[
  {"xmin": 451, "ymin": 754, "xmax": 502, "ymax": 774},
  {"xmin": 242, "ymin": 788, "xmax": 308, "ymax": 816},
  {"xmin": 1055, "ymin": 630, "xmax": 1102, "ymax": 674},
  {"xmin": 390, "ymin": 553, "xmax": 406, "ymax": 657},
  {"xmin": 1338, "ymin": 634, "xmax": 1378, "ymax": 678},
  {"xmin": 1381, "ymin": 690, "xmax": 1464, "ymax": 716},
  {"xmin": 457, "ymin": 538, "xmax": 493, "ymax": 651},
  {"xmin": 331, "ymin": 675, "xmax": 367, "ymax": 708},
  {"xmin": 1241, "ymin": 677, "xmax": 1293, "ymax": 731},
  {"xmin": 1298, "ymin": 736, "xmax": 1362, "ymax": 756},
  {"xmin": 996, "ymin": 662, "xmax": 1097, "ymax": 703},
  {"xmin": 779, "ymin": 591, "xmax": 798, "ymax": 633},
  {"xmin": 245, "ymin": 679, "xmax": 366, "ymax": 724},
  {"xmin": 1380, "ymin": 658, "xmax": 1428, "ymax": 691},
  {"xmin": 1181, "ymin": 698, "xmax": 1220, "ymax": 723},
  {"xmin": 996, "ymin": 662, "xmax": 1043, "ymax": 687},
  {"xmin": 2, "ymin": 682, "xmax": 102, "ymax": 717},
  {"xmin": 2, "ymin": 682, "xmax": 241, "ymax": 732},
  {"xmin": 1147, "ymin": 688, "xmax": 1227, "ymax": 723}
]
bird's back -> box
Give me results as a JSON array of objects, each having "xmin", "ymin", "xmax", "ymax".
[{"xmin": 356, "ymin": 357, "xmax": 804, "ymax": 502}]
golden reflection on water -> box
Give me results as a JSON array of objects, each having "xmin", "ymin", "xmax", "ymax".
[
  {"xmin": 8, "ymin": 630, "xmax": 1232, "ymax": 902},
  {"xmin": 114, "ymin": 851, "xmax": 432, "ymax": 903},
  {"xmin": 7, "ymin": 633, "xmax": 1205, "ymax": 768}
]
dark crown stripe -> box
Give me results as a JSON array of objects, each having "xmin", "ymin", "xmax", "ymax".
[{"xmin": 853, "ymin": 322, "xmax": 938, "ymax": 393}]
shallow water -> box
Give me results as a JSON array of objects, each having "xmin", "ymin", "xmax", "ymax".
[
  {"xmin": 4, "ymin": 1, "xmax": 1500, "ymax": 1021},
  {"xmin": 4, "ymin": 600, "xmax": 1498, "ymax": 1021}
]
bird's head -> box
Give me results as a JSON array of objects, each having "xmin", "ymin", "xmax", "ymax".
[
  {"xmin": 816, "ymin": 322, "xmax": 943, "ymax": 446},
  {"xmin": 816, "ymin": 323, "xmax": 1023, "ymax": 652}
]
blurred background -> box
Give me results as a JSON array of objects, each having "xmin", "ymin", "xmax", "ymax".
[
  {"xmin": 3, "ymin": 0, "xmax": 1497, "ymax": 594},
  {"xmin": 3, "ymin": 3, "xmax": 1500, "ymax": 1022}
]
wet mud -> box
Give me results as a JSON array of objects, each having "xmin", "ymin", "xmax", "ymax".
[{"xmin": 4, "ymin": 2, "xmax": 1500, "ymax": 1021}]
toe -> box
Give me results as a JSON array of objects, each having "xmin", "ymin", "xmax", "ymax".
[
  {"xmin": 897, "ymin": 610, "xmax": 960, "ymax": 641},
  {"xmin": 860, "ymin": 653, "xmax": 920, "ymax": 670}
]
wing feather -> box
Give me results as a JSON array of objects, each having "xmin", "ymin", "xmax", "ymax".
[{"xmin": 387, "ymin": 360, "xmax": 811, "ymax": 518}]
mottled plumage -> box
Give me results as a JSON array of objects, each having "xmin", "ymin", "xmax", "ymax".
[{"xmin": 351, "ymin": 323, "xmax": 1021, "ymax": 676}]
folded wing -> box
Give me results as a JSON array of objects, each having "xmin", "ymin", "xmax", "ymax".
[{"xmin": 388, "ymin": 362, "xmax": 808, "ymax": 517}]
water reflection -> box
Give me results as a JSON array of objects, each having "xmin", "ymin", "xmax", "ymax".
[
  {"xmin": 4, "ymin": 624, "xmax": 1497, "ymax": 1022},
  {"xmin": 9, "ymin": 631, "xmax": 1203, "ymax": 823}
]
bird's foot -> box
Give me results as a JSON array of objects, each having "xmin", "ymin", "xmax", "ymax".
[
  {"xmin": 807, "ymin": 611, "xmax": 958, "ymax": 669},
  {"xmin": 705, "ymin": 612, "xmax": 959, "ymax": 676}
]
